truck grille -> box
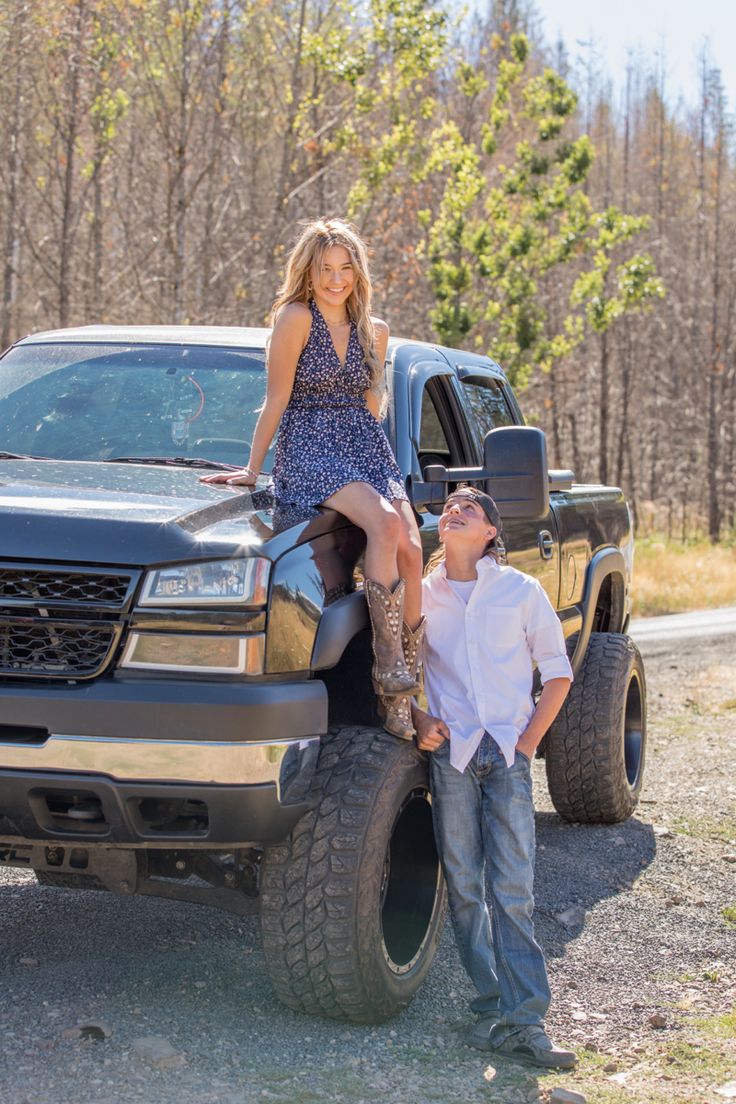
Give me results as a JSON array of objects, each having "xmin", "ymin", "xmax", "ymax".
[
  {"xmin": 0, "ymin": 564, "xmax": 138, "ymax": 680},
  {"xmin": 0, "ymin": 617, "xmax": 121, "ymax": 678},
  {"xmin": 0, "ymin": 567, "xmax": 132, "ymax": 607}
]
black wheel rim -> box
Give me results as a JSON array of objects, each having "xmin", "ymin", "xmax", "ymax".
[
  {"xmin": 623, "ymin": 667, "xmax": 645, "ymax": 788},
  {"xmin": 380, "ymin": 787, "xmax": 443, "ymax": 976}
]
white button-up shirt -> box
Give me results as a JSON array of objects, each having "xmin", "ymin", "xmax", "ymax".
[{"xmin": 421, "ymin": 556, "xmax": 573, "ymax": 773}]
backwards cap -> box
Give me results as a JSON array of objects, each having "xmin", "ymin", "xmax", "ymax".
[{"xmin": 445, "ymin": 486, "xmax": 502, "ymax": 532}]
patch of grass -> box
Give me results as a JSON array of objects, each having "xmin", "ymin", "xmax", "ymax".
[
  {"xmin": 722, "ymin": 906, "xmax": 736, "ymax": 927},
  {"xmin": 633, "ymin": 534, "xmax": 736, "ymax": 616},
  {"xmin": 546, "ymin": 1080, "xmax": 705, "ymax": 1104},
  {"xmin": 535, "ymin": 1010, "xmax": 736, "ymax": 1104},
  {"xmin": 657, "ymin": 714, "xmax": 697, "ymax": 738},
  {"xmin": 575, "ymin": 1047, "xmax": 612, "ymax": 1071},
  {"xmin": 696, "ymin": 1004, "xmax": 736, "ymax": 1038},
  {"xmin": 248, "ymin": 1068, "xmax": 392, "ymax": 1104},
  {"xmin": 664, "ymin": 1039, "xmax": 731, "ymax": 1076},
  {"xmin": 673, "ymin": 814, "xmax": 736, "ymax": 843},
  {"xmin": 703, "ymin": 968, "xmax": 721, "ymax": 982}
]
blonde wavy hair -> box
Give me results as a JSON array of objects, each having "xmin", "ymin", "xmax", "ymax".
[{"xmin": 270, "ymin": 218, "xmax": 384, "ymax": 393}]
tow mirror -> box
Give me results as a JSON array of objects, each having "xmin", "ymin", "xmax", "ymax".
[
  {"xmin": 481, "ymin": 426, "xmax": 550, "ymax": 518},
  {"xmin": 413, "ymin": 426, "xmax": 550, "ymax": 520}
]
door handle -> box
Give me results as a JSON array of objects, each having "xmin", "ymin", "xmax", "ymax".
[{"xmin": 538, "ymin": 530, "xmax": 554, "ymax": 560}]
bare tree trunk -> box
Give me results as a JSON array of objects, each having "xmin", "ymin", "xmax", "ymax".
[
  {"xmin": 91, "ymin": 154, "xmax": 103, "ymax": 313},
  {"xmin": 724, "ymin": 357, "xmax": 735, "ymax": 529},
  {"xmin": 597, "ymin": 100, "xmax": 612, "ymax": 485},
  {"xmin": 615, "ymin": 63, "xmax": 633, "ymax": 491},
  {"xmin": 59, "ymin": 0, "xmax": 86, "ymax": 328},
  {"xmin": 1, "ymin": 3, "xmax": 28, "ymax": 348},
  {"xmin": 548, "ymin": 366, "xmax": 561, "ymax": 466},
  {"xmin": 706, "ymin": 90, "xmax": 724, "ymax": 542},
  {"xmin": 695, "ymin": 53, "xmax": 707, "ymax": 268},
  {"xmin": 656, "ymin": 58, "xmax": 665, "ymax": 238},
  {"xmin": 568, "ymin": 412, "xmax": 582, "ymax": 483},
  {"xmin": 267, "ymin": 0, "xmax": 307, "ymax": 248},
  {"xmin": 199, "ymin": 0, "xmax": 231, "ymax": 318},
  {"xmin": 173, "ymin": 2, "xmax": 191, "ymax": 324},
  {"xmin": 598, "ymin": 330, "xmax": 609, "ymax": 484}
]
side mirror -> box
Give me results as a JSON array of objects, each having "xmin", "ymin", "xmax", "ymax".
[
  {"xmin": 482, "ymin": 426, "xmax": 550, "ymax": 519},
  {"xmin": 411, "ymin": 426, "xmax": 550, "ymax": 521}
]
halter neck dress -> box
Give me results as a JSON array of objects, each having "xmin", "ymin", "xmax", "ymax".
[{"xmin": 271, "ymin": 300, "xmax": 408, "ymax": 508}]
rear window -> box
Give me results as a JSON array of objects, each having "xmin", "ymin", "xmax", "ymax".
[{"xmin": 0, "ymin": 342, "xmax": 269, "ymax": 467}]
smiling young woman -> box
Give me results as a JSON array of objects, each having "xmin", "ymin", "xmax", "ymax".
[{"xmin": 201, "ymin": 218, "xmax": 424, "ymax": 741}]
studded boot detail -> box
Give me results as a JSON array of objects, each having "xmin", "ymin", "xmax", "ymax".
[
  {"xmin": 378, "ymin": 618, "xmax": 425, "ymax": 741},
  {"xmin": 364, "ymin": 578, "xmax": 420, "ymax": 697}
]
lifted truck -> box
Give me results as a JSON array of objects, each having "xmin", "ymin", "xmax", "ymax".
[{"xmin": 0, "ymin": 325, "xmax": 646, "ymax": 1023}]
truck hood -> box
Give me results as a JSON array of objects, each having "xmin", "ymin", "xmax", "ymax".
[{"xmin": 0, "ymin": 459, "xmax": 323, "ymax": 566}]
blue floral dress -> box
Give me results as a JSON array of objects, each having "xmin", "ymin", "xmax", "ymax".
[{"xmin": 272, "ymin": 300, "xmax": 408, "ymax": 507}]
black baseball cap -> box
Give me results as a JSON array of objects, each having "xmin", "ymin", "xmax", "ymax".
[{"xmin": 445, "ymin": 486, "xmax": 502, "ymax": 532}]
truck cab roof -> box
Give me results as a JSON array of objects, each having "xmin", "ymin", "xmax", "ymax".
[{"xmin": 14, "ymin": 323, "xmax": 508, "ymax": 381}]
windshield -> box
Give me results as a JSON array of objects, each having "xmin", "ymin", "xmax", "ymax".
[{"xmin": 0, "ymin": 342, "xmax": 269, "ymax": 467}]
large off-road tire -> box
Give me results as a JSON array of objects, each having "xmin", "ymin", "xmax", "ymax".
[
  {"xmin": 545, "ymin": 632, "xmax": 646, "ymax": 824},
  {"xmin": 259, "ymin": 725, "xmax": 446, "ymax": 1023}
]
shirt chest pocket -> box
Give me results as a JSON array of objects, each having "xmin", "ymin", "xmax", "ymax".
[{"xmin": 482, "ymin": 606, "xmax": 523, "ymax": 655}]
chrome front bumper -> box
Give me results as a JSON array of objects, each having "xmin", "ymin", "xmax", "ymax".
[
  {"xmin": 0, "ymin": 733, "xmax": 319, "ymax": 794},
  {"xmin": 0, "ymin": 734, "xmax": 321, "ymax": 845},
  {"xmin": 0, "ymin": 676, "xmax": 326, "ymax": 843}
]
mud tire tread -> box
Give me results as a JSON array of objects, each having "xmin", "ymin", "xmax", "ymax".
[
  {"xmin": 260, "ymin": 725, "xmax": 444, "ymax": 1023},
  {"xmin": 545, "ymin": 632, "xmax": 646, "ymax": 824}
]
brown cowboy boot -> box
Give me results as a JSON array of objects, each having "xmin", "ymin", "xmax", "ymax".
[
  {"xmin": 378, "ymin": 618, "xmax": 425, "ymax": 741},
  {"xmin": 364, "ymin": 578, "xmax": 420, "ymax": 697}
]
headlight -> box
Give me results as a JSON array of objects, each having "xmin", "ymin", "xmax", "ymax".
[
  {"xmin": 139, "ymin": 557, "xmax": 269, "ymax": 607},
  {"xmin": 120, "ymin": 632, "xmax": 265, "ymax": 674}
]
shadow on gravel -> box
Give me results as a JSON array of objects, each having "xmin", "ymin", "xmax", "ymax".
[
  {"xmin": 532, "ymin": 813, "xmax": 656, "ymax": 957},
  {"xmin": 0, "ymin": 878, "xmax": 549, "ymax": 1103}
]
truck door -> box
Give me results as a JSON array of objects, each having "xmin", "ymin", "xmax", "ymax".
[
  {"xmin": 453, "ymin": 369, "xmax": 560, "ymax": 608},
  {"xmin": 406, "ymin": 366, "xmax": 471, "ymax": 564}
]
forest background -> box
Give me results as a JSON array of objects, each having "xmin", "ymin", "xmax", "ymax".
[{"xmin": 0, "ymin": 0, "xmax": 734, "ymax": 546}]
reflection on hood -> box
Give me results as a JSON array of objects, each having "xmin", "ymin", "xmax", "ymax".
[{"xmin": 253, "ymin": 491, "xmax": 320, "ymax": 535}]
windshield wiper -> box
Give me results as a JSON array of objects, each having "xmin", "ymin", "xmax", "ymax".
[
  {"xmin": 104, "ymin": 455, "xmax": 240, "ymax": 471},
  {"xmin": 0, "ymin": 451, "xmax": 50, "ymax": 460}
]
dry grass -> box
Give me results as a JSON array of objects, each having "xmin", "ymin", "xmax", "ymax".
[{"xmin": 632, "ymin": 535, "xmax": 736, "ymax": 616}]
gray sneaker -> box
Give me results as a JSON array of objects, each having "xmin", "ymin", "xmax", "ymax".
[
  {"xmin": 491, "ymin": 1025, "xmax": 577, "ymax": 1069},
  {"xmin": 464, "ymin": 1010, "xmax": 500, "ymax": 1051}
]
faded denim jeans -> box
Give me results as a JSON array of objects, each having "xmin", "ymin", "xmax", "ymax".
[{"xmin": 430, "ymin": 731, "xmax": 550, "ymax": 1039}]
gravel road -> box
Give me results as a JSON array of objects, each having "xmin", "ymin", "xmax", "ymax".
[{"xmin": 1, "ymin": 620, "xmax": 734, "ymax": 1104}]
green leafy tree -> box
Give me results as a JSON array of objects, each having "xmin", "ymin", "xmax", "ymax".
[
  {"xmin": 339, "ymin": 0, "xmax": 449, "ymax": 213},
  {"xmin": 416, "ymin": 34, "xmax": 664, "ymax": 389}
]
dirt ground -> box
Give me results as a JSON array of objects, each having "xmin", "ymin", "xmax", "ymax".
[
  {"xmin": 532, "ymin": 630, "xmax": 736, "ymax": 1103},
  {"xmin": 0, "ymin": 628, "xmax": 734, "ymax": 1104}
]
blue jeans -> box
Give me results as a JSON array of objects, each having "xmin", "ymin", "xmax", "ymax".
[{"xmin": 430, "ymin": 732, "xmax": 550, "ymax": 1038}]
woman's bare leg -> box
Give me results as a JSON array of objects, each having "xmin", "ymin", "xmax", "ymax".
[
  {"xmin": 323, "ymin": 481, "xmax": 418, "ymax": 702},
  {"xmin": 323, "ymin": 482, "xmax": 401, "ymax": 587},
  {"xmin": 392, "ymin": 498, "xmax": 424, "ymax": 629}
]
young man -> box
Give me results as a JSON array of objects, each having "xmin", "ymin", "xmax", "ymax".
[{"xmin": 413, "ymin": 487, "xmax": 576, "ymax": 1069}]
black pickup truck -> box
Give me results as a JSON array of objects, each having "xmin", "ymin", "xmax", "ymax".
[{"xmin": 0, "ymin": 324, "xmax": 645, "ymax": 1024}]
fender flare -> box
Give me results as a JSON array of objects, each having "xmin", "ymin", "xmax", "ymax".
[
  {"xmin": 311, "ymin": 591, "xmax": 369, "ymax": 671},
  {"xmin": 571, "ymin": 547, "xmax": 627, "ymax": 674}
]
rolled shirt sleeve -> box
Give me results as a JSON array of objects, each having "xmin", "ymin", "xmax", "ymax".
[{"xmin": 523, "ymin": 579, "xmax": 574, "ymax": 684}]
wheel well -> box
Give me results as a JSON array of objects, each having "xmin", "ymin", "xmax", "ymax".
[
  {"xmin": 592, "ymin": 572, "xmax": 625, "ymax": 634},
  {"xmin": 320, "ymin": 628, "xmax": 380, "ymax": 728}
]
